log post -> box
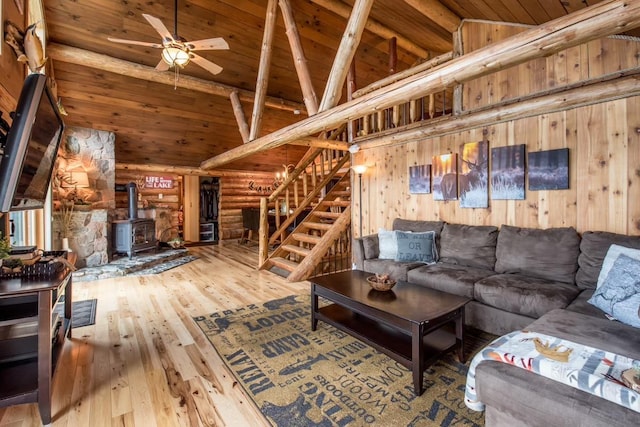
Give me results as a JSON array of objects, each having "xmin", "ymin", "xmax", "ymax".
[
  {"xmin": 250, "ymin": 0, "xmax": 279, "ymax": 141},
  {"xmin": 279, "ymin": 0, "xmax": 319, "ymax": 115},
  {"xmin": 229, "ymin": 91, "xmax": 250, "ymax": 143},
  {"xmin": 259, "ymin": 197, "xmax": 269, "ymax": 266},
  {"xmin": 347, "ymin": 61, "xmax": 357, "ymax": 142},
  {"xmin": 319, "ymin": 0, "xmax": 375, "ymax": 112}
]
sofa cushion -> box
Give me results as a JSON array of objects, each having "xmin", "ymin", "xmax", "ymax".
[
  {"xmin": 474, "ymin": 273, "xmax": 580, "ymax": 318},
  {"xmin": 394, "ymin": 230, "xmax": 437, "ymax": 264},
  {"xmin": 575, "ymin": 231, "xmax": 640, "ymax": 290},
  {"xmin": 361, "ymin": 234, "xmax": 379, "ymax": 260},
  {"xmin": 588, "ymin": 254, "xmax": 640, "ymax": 328},
  {"xmin": 362, "ymin": 258, "xmax": 423, "ymax": 282},
  {"xmin": 407, "ymin": 263, "xmax": 495, "ymax": 298},
  {"xmin": 565, "ymin": 289, "xmax": 608, "ymax": 319},
  {"xmin": 439, "ymin": 223, "xmax": 498, "ymax": 270},
  {"xmin": 392, "ymin": 218, "xmax": 444, "ymax": 235},
  {"xmin": 377, "ymin": 228, "xmax": 396, "ymax": 260},
  {"xmin": 495, "ymin": 225, "xmax": 580, "ymax": 284}
]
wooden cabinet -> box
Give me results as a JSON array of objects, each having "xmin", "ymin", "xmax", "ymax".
[{"xmin": 0, "ymin": 269, "xmax": 72, "ymax": 424}]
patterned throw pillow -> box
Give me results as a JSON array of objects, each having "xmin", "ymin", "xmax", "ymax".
[
  {"xmin": 394, "ymin": 230, "xmax": 437, "ymax": 264},
  {"xmin": 596, "ymin": 244, "xmax": 640, "ymax": 289},
  {"xmin": 378, "ymin": 228, "xmax": 397, "ymax": 260},
  {"xmin": 588, "ymin": 254, "xmax": 640, "ymax": 328}
]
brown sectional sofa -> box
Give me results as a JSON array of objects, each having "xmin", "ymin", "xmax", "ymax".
[{"xmin": 353, "ymin": 219, "xmax": 640, "ymax": 426}]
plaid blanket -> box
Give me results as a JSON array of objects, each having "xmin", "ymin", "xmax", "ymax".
[{"xmin": 464, "ymin": 330, "xmax": 640, "ymax": 413}]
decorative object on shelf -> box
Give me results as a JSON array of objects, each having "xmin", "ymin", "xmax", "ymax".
[{"xmin": 367, "ymin": 273, "xmax": 396, "ymax": 291}]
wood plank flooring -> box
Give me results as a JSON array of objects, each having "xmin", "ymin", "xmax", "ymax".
[{"xmin": 0, "ymin": 242, "xmax": 308, "ymax": 426}]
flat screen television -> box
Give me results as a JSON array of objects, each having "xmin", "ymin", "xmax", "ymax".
[{"xmin": 0, "ymin": 74, "xmax": 65, "ymax": 212}]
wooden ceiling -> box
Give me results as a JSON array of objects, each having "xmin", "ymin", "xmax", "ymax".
[{"xmin": 42, "ymin": 0, "xmax": 636, "ymax": 172}]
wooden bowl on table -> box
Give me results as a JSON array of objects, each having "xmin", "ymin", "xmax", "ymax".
[{"xmin": 366, "ymin": 274, "xmax": 396, "ymax": 292}]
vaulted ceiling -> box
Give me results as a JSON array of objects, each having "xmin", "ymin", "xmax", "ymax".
[{"xmin": 43, "ymin": 0, "xmax": 638, "ymax": 172}]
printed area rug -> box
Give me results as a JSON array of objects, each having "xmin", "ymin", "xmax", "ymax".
[{"xmin": 193, "ymin": 294, "xmax": 494, "ymax": 427}]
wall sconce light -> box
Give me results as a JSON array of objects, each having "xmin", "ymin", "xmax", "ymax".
[{"xmin": 352, "ymin": 165, "xmax": 367, "ymax": 237}]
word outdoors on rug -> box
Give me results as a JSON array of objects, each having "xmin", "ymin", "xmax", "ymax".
[{"xmin": 194, "ymin": 294, "xmax": 489, "ymax": 427}]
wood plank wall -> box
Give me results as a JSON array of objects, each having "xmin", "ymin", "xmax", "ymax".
[{"xmin": 352, "ymin": 22, "xmax": 640, "ymax": 237}]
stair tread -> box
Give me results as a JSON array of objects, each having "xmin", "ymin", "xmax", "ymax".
[
  {"xmin": 270, "ymin": 257, "xmax": 299, "ymax": 272},
  {"xmin": 303, "ymin": 222, "xmax": 333, "ymax": 231},
  {"xmin": 313, "ymin": 211, "xmax": 341, "ymax": 218},
  {"xmin": 282, "ymin": 244, "xmax": 311, "ymax": 256},
  {"xmin": 319, "ymin": 200, "xmax": 351, "ymax": 207},
  {"xmin": 292, "ymin": 233, "xmax": 322, "ymax": 244}
]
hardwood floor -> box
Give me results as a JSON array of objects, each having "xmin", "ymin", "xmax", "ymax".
[{"xmin": 0, "ymin": 242, "xmax": 308, "ymax": 427}]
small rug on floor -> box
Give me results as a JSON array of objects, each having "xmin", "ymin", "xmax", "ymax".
[
  {"xmin": 194, "ymin": 294, "xmax": 494, "ymax": 427},
  {"xmin": 54, "ymin": 298, "xmax": 97, "ymax": 328},
  {"xmin": 129, "ymin": 255, "xmax": 198, "ymax": 276}
]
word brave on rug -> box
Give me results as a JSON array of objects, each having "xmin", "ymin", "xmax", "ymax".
[{"xmin": 194, "ymin": 294, "xmax": 491, "ymax": 427}]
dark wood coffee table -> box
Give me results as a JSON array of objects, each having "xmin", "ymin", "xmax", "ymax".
[{"xmin": 310, "ymin": 270, "xmax": 471, "ymax": 395}]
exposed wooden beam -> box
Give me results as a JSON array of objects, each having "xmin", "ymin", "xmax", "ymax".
[
  {"xmin": 309, "ymin": 0, "xmax": 433, "ymax": 58},
  {"xmin": 115, "ymin": 163, "xmax": 273, "ymax": 177},
  {"xmin": 319, "ymin": 0, "xmax": 375, "ymax": 112},
  {"xmin": 357, "ymin": 71, "xmax": 640, "ymax": 149},
  {"xmin": 250, "ymin": 0, "xmax": 279, "ymax": 141},
  {"xmin": 289, "ymin": 138, "xmax": 348, "ymax": 150},
  {"xmin": 352, "ymin": 52, "xmax": 453, "ymax": 97},
  {"xmin": 200, "ymin": 0, "xmax": 640, "ymax": 170},
  {"xmin": 230, "ymin": 91, "xmax": 250, "ymax": 143},
  {"xmin": 279, "ymin": 0, "xmax": 319, "ymax": 115},
  {"xmin": 402, "ymin": 0, "xmax": 462, "ymax": 33},
  {"xmin": 47, "ymin": 43, "xmax": 306, "ymax": 114}
]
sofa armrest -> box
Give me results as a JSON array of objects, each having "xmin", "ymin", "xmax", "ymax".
[{"xmin": 353, "ymin": 234, "xmax": 379, "ymax": 270}]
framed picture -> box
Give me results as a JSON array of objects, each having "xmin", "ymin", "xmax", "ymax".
[
  {"xmin": 528, "ymin": 148, "xmax": 569, "ymax": 190},
  {"xmin": 459, "ymin": 141, "xmax": 489, "ymax": 208},
  {"xmin": 491, "ymin": 144, "xmax": 526, "ymax": 200},
  {"xmin": 409, "ymin": 164, "xmax": 431, "ymax": 194},
  {"xmin": 432, "ymin": 153, "xmax": 457, "ymax": 201}
]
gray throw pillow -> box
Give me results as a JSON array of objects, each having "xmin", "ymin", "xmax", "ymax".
[
  {"xmin": 495, "ymin": 225, "xmax": 580, "ymax": 284},
  {"xmin": 362, "ymin": 234, "xmax": 379, "ymax": 260},
  {"xmin": 394, "ymin": 230, "xmax": 437, "ymax": 264},
  {"xmin": 588, "ymin": 254, "xmax": 640, "ymax": 328}
]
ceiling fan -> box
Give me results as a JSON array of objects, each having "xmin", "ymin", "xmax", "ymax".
[{"xmin": 107, "ymin": 0, "xmax": 229, "ymax": 75}]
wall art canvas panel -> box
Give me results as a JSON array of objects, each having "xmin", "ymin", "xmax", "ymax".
[
  {"xmin": 528, "ymin": 148, "xmax": 569, "ymax": 190},
  {"xmin": 409, "ymin": 164, "xmax": 431, "ymax": 194},
  {"xmin": 491, "ymin": 144, "xmax": 526, "ymax": 200},
  {"xmin": 432, "ymin": 153, "xmax": 457, "ymax": 201},
  {"xmin": 459, "ymin": 141, "xmax": 489, "ymax": 208}
]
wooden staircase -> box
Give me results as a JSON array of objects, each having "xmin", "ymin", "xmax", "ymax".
[{"xmin": 259, "ymin": 151, "xmax": 352, "ymax": 282}]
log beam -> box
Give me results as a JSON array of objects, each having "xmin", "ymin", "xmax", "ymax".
[
  {"xmin": 47, "ymin": 43, "xmax": 306, "ymax": 114},
  {"xmin": 289, "ymin": 138, "xmax": 349, "ymax": 150},
  {"xmin": 115, "ymin": 163, "xmax": 273, "ymax": 177},
  {"xmin": 402, "ymin": 0, "xmax": 462, "ymax": 33},
  {"xmin": 309, "ymin": 0, "xmax": 433, "ymax": 58},
  {"xmin": 357, "ymin": 71, "xmax": 640, "ymax": 149},
  {"xmin": 230, "ymin": 91, "xmax": 250, "ymax": 143},
  {"xmin": 319, "ymin": 0, "xmax": 374, "ymax": 112},
  {"xmin": 279, "ymin": 0, "xmax": 319, "ymax": 115},
  {"xmin": 250, "ymin": 0, "xmax": 279, "ymax": 141},
  {"xmin": 200, "ymin": 0, "xmax": 640, "ymax": 170}
]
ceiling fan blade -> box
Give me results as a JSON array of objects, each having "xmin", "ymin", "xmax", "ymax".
[
  {"xmin": 142, "ymin": 13, "xmax": 174, "ymax": 41},
  {"xmin": 190, "ymin": 53, "xmax": 223, "ymax": 75},
  {"xmin": 107, "ymin": 37, "xmax": 163, "ymax": 48},
  {"xmin": 186, "ymin": 37, "xmax": 229, "ymax": 51},
  {"xmin": 155, "ymin": 59, "xmax": 170, "ymax": 72}
]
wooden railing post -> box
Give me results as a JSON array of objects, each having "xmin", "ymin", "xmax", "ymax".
[{"xmin": 259, "ymin": 197, "xmax": 269, "ymax": 266}]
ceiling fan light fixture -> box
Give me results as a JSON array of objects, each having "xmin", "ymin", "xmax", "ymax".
[{"xmin": 162, "ymin": 46, "xmax": 190, "ymax": 67}]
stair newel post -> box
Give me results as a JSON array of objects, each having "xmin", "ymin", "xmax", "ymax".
[{"xmin": 259, "ymin": 197, "xmax": 269, "ymax": 266}]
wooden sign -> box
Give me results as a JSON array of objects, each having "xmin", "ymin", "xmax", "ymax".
[{"xmin": 145, "ymin": 175, "xmax": 174, "ymax": 189}]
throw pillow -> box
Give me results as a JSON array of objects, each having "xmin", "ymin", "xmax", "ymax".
[
  {"xmin": 378, "ymin": 228, "xmax": 397, "ymax": 260},
  {"xmin": 588, "ymin": 254, "xmax": 640, "ymax": 328},
  {"xmin": 596, "ymin": 244, "xmax": 640, "ymax": 289},
  {"xmin": 394, "ymin": 230, "xmax": 438, "ymax": 264}
]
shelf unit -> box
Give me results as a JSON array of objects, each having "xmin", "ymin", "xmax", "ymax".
[
  {"xmin": 0, "ymin": 269, "xmax": 72, "ymax": 424},
  {"xmin": 184, "ymin": 176, "xmax": 219, "ymax": 244}
]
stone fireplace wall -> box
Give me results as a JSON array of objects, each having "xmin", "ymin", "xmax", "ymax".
[{"xmin": 52, "ymin": 127, "xmax": 115, "ymax": 267}]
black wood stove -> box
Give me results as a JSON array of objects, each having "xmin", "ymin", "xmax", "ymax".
[{"xmin": 112, "ymin": 183, "xmax": 156, "ymax": 258}]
